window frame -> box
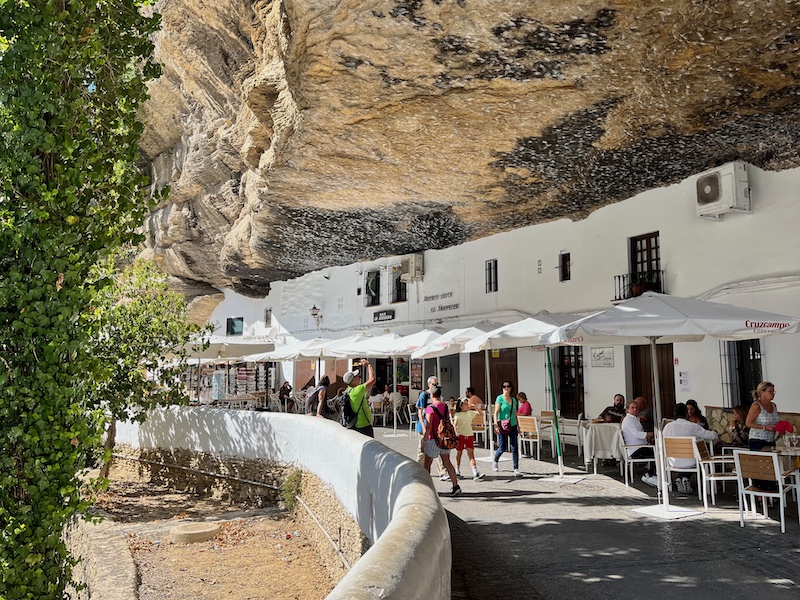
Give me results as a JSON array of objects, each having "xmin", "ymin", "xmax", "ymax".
[
  {"xmin": 485, "ymin": 258, "xmax": 498, "ymax": 293},
  {"xmin": 226, "ymin": 317, "xmax": 244, "ymax": 336}
]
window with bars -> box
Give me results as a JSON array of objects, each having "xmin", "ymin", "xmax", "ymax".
[
  {"xmin": 264, "ymin": 308, "xmax": 272, "ymax": 326},
  {"xmin": 365, "ymin": 270, "xmax": 380, "ymax": 307},
  {"xmin": 485, "ymin": 259, "xmax": 498, "ymax": 293},
  {"xmin": 391, "ymin": 272, "xmax": 407, "ymax": 303},
  {"xmin": 719, "ymin": 339, "xmax": 762, "ymax": 408},
  {"xmin": 559, "ymin": 252, "xmax": 571, "ymax": 282}
]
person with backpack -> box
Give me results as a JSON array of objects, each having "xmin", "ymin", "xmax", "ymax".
[
  {"xmin": 307, "ymin": 375, "xmax": 333, "ymax": 419},
  {"xmin": 343, "ymin": 358, "xmax": 375, "ymax": 437},
  {"xmin": 423, "ymin": 386, "xmax": 461, "ymax": 496}
]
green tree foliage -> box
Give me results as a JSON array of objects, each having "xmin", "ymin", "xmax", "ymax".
[
  {"xmin": 0, "ymin": 1, "xmax": 164, "ymax": 596},
  {"xmin": 90, "ymin": 254, "xmax": 208, "ymax": 477}
]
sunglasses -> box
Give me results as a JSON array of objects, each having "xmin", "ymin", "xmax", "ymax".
[{"xmin": 502, "ymin": 385, "xmax": 512, "ymax": 388}]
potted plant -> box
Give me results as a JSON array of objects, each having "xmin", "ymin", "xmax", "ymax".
[{"xmin": 630, "ymin": 271, "xmax": 660, "ymax": 297}]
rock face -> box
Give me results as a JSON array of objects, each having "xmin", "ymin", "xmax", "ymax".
[{"xmin": 140, "ymin": 0, "xmax": 800, "ymax": 297}]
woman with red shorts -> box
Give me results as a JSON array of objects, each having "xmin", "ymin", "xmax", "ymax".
[{"xmin": 453, "ymin": 398, "xmax": 485, "ymax": 480}]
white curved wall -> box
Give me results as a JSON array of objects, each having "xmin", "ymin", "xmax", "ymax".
[{"xmin": 115, "ymin": 407, "xmax": 451, "ymax": 599}]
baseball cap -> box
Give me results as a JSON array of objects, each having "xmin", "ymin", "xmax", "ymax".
[{"xmin": 343, "ymin": 369, "xmax": 361, "ymax": 385}]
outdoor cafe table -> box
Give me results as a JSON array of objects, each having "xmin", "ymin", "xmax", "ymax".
[{"xmin": 583, "ymin": 422, "xmax": 623, "ymax": 474}]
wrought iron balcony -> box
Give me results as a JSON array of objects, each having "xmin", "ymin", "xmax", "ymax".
[{"xmin": 613, "ymin": 270, "xmax": 666, "ymax": 302}]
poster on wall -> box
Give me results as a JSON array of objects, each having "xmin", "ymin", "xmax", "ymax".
[
  {"xmin": 590, "ymin": 347, "xmax": 614, "ymax": 367},
  {"xmin": 410, "ymin": 359, "xmax": 423, "ymax": 390}
]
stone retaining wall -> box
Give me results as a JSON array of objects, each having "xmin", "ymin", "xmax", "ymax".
[
  {"xmin": 114, "ymin": 407, "xmax": 451, "ymax": 599},
  {"xmin": 706, "ymin": 406, "xmax": 799, "ymax": 443}
]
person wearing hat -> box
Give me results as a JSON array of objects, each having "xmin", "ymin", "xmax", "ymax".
[{"xmin": 344, "ymin": 358, "xmax": 376, "ymax": 437}]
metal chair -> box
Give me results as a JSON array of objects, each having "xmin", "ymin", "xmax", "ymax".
[
  {"xmin": 697, "ymin": 441, "xmax": 737, "ymax": 510},
  {"xmin": 471, "ymin": 412, "xmax": 489, "ymax": 448},
  {"xmin": 619, "ymin": 429, "xmax": 654, "ymax": 487},
  {"xmin": 559, "ymin": 414, "xmax": 584, "ymax": 457},
  {"xmin": 733, "ymin": 449, "xmax": 798, "ymax": 533},
  {"xmin": 407, "ymin": 404, "xmax": 419, "ymax": 432}
]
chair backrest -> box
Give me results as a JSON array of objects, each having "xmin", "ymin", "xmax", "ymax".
[
  {"xmin": 407, "ymin": 404, "xmax": 419, "ymax": 422},
  {"xmin": 696, "ymin": 441, "xmax": 714, "ymax": 461},
  {"xmin": 663, "ymin": 436, "xmax": 699, "ymax": 461},
  {"xmin": 540, "ymin": 410, "xmax": 555, "ymax": 418},
  {"xmin": 735, "ymin": 451, "xmax": 779, "ymax": 483},
  {"xmin": 517, "ymin": 416, "xmax": 538, "ymax": 435},
  {"xmin": 471, "ymin": 412, "xmax": 486, "ymax": 431}
]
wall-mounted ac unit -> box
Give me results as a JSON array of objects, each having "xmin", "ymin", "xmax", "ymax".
[
  {"xmin": 400, "ymin": 253, "xmax": 424, "ymax": 282},
  {"xmin": 695, "ymin": 161, "xmax": 751, "ymax": 220}
]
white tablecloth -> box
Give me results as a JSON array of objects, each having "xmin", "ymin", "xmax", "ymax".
[{"xmin": 584, "ymin": 422, "xmax": 623, "ymax": 463}]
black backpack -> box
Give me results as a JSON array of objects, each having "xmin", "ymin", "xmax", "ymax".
[{"xmin": 339, "ymin": 388, "xmax": 362, "ymax": 429}]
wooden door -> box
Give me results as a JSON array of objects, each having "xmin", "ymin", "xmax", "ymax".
[
  {"xmin": 469, "ymin": 348, "xmax": 518, "ymax": 406},
  {"xmin": 631, "ymin": 343, "xmax": 675, "ymax": 422}
]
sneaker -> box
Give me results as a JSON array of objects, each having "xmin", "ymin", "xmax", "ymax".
[
  {"xmin": 455, "ymin": 470, "xmax": 461, "ymax": 478},
  {"xmin": 440, "ymin": 473, "xmax": 451, "ymax": 482},
  {"xmin": 675, "ymin": 477, "xmax": 686, "ymax": 494},
  {"xmin": 682, "ymin": 477, "xmax": 693, "ymax": 494},
  {"xmin": 513, "ymin": 470, "xmax": 523, "ymax": 478},
  {"xmin": 473, "ymin": 473, "xmax": 485, "ymax": 481},
  {"xmin": 492, "ymin": 461, "xmax": 499, "ymax": 472},
  {"xmin": 450, "ymin": 485, "xmax": 462, "ymax": 497},
  {"xmin": 642, "ymin": 473, "xmax": 659, "ymax": 488}
]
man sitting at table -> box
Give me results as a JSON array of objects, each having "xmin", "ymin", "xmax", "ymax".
[
  {"xmin": 662, "ymin": 403, "xmax": 719, "ymax": 494},
  {"xmin": 621, "ymin": 401, "xmax": 654, "ymax": 457},
  {"xmin": 598, "ymin": 394, "xmax": 626, "ymax": 423},
  {"xmin": 635, "ymin": 396, "xmax": 655, "ymax": 432}
]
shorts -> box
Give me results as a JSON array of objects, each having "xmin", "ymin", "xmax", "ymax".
[
  {"xmin": 456, "ymin": 435, "xmax": 474, "ymax": 452},
  {"xmin": 424, "ymin": 438, "xmax": 449, "ymax": 458}
]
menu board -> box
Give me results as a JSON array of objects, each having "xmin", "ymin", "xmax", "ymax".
[{"xmin": 410, "ymin": 359, "xmax": 423, "ymax": 390}]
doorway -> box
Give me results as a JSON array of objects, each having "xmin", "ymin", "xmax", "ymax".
[
  {"xmin": 556, "ymin": 347, "xmax": 584, "ymax": 419},
  {"xmin": 469, "ymin": 349, "xmax": 518, "ymax": 405},
  {"xmin": 631, "ymin": 344, "xmax": 675, "ymax": 422}
]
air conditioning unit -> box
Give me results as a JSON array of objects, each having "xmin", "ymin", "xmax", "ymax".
[
  {"xmin": 695, "ymin": 161, "xmax": 751, "ymax": 220},
  {"xmin": 400, "ymin": 253, "xmax": 424, "ymax": 282}
]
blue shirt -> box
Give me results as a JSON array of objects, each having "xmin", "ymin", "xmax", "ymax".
[{"xmin": 416, "ymin": 391, "xmax": 431, "ymax": 434}]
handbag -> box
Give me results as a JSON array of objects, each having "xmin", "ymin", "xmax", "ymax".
[
  {"xmin": 496, "ymin": 398, "xmax": 516, "ymax": 434},
  {"xmin": 435, "ymin": 404, "xmax": 458, "ymax": 450}
]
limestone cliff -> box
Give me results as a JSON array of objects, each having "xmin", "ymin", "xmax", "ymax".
[{"xmin": 140, "ymin": 0, "xmax": 800, "ymax": 297}]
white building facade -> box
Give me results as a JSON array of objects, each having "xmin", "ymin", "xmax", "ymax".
[{"xmin": 207, "ymin": 163, "xmax": 800, "ymax": 419}]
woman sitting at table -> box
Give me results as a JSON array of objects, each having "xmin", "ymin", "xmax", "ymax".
[
  {"xmin": 516, "ymin": 392, "xmax": 532, "ymax": 416},
  {"xmin": 729, "ymin": 404, "xmax": 750, "ymax": 447},
  {"xmin": 686, "ymin": 399, "xmax": 709, "ymax": 430}
]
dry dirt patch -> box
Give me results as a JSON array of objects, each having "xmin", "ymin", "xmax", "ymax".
[{"xmin": 95, "ymin": 472, "xmax": 335, "ymax": 599}]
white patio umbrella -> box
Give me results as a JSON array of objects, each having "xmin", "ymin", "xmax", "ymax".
[
  {"xmin": 182, "ymin": 334, "xmax": 275, "ymax": 360},
  {"xmin": 411, "ymin": 326, "xmax": 490, "ymax": 360},
  {"xmin": 462, "ymin": 311, "xmax": 583, "ymax": 475},
  {"xmin": 542, "ymin": 291, "xmax": 800, "ymax": 516}
]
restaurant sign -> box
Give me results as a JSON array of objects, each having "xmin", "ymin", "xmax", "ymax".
[{"xmin": 373, "ymin": 309, "xmax": 395, "ymax": 322}]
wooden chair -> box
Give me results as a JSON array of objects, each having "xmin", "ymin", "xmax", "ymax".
[
  {"xmin": 471, "ymin": 412, "xmax": 489, "ymax": 447},
  {"xmin": 697, "ymin": 441, "xmax": 737, "ymax": 510},
  {"xmin": 662, "ymin": 436, "xmax": 703, "ymax": 500},
  {"xmin": 517, "ymin": 416, "xmax": 543, "ymax": 461},
  {"xmin": 733, "ymin": 450, "xmax": 798, "ymax": 533}
]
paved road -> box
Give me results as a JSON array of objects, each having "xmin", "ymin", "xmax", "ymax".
[{"xmin": 376, "ymin": 426, "xmax": 800, "ymax": 600}]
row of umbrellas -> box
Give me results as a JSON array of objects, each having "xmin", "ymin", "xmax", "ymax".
[{"xmin": 190, "ymin": 293, "xmax": 800, "ymax": 365}]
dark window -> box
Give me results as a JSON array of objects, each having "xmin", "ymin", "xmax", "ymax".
[
  {"xmin": 485, "ymin": 259, "xmax": 498, "ymax": 293},
  {"xmin": 630, "ymin": 232, "xmax": 660, "ymax": 276},
  {"xmin": 720, "ymin": 339, "xmax": 762, "ymax": 408},
  {"xmin": 559, "ymin": 252, "xmax": 571, "ymax": 282},
  {"xmin": 226, "ymin": 317, "xmax": 244, "ymax": 336},
  {"xmin": 264, "ymin": 308, "xmax": 272, "ymax": 326},
  {"xmin": 365, "ymin": 270, "xmax": 380, "ymax": 307},
  {"xmin": 392, "ymin": 273, "xmax": 407, "ymax": 303}
]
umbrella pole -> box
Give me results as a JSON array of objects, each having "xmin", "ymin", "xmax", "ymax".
[
  {"xmin": 648, "ymin": 337, "xmax": 669, "ymax": 508},
  {"xmin": 393, "ymin": 357, "xmax": 398, "ymax": 436},
  {"xmin": 196, "ymin": 358, "xmax": 201, "ymax": 403},
  {"xmin": 546, "ymin": 348, "xmax": 564, "ymax": 477},
  {"xmin": 484, "ymin": 350, "xmax": 492, "ymax": 450}
]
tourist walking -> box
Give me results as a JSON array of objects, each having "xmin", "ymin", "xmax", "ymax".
[{"xmin": 492, "ymin": 380, "xmax": 522, "ymax": 477}]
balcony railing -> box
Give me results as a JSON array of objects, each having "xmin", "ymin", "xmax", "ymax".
[{"xmin": 613, "ymin": 270, "xmax": 666, "ymax": 302}]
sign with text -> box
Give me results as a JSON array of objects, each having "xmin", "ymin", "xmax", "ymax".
[{"xmin": 373, "ymin": 309, "xmax": 395, "ymax": 322}]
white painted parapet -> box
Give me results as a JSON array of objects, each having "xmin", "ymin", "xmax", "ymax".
[{"xmin": 115, "ymin": 407, "xmax": 451, "ymax": 599}]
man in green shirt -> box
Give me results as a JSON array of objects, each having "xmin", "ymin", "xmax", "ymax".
[{"xmin": 344, "ymin": 358, "xmax": 375, "ymax": 437}]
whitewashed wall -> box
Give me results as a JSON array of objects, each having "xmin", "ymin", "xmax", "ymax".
[{"xmin": 207, "ymin": 164, "xmax": 800, "ymax": 416}]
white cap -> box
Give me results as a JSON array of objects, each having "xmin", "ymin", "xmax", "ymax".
[{"xmin": 343, "ymin": 369, "xmax": 361, "ymax": 385}]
